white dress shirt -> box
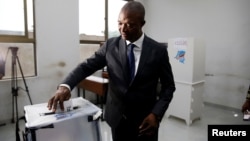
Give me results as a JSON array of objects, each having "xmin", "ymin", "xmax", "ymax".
[{"xmin": 126, "ymin": 33, "xmax": 144, "ymax": 76}]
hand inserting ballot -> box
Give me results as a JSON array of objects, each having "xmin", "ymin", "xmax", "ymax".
[{"xmin": 47, "ymin": 86, "xmax": 71, "ymax": 112}]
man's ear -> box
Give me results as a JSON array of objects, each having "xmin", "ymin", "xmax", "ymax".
[{"xmin": 141, "ymin": 20, "xmax": 146, "ymax": 26}]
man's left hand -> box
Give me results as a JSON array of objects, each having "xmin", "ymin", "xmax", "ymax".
[{"xmin": 138, "ymin": 113, "xmax": 160, "ymax": 136}]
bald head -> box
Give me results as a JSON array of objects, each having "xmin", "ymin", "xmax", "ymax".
[
  {"xmin": 120, "ymin": 1, "xmax": 145, "ymax": 24},
  {"xmin": 118, "ymin": 1, "xmax": 146, "ymax": 42}
]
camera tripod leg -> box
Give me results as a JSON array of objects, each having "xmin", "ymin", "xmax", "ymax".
[
  {"xmin": 11, "ymin": 91, "xmax": 19, "ymax": 123},
  {"xmin": 11, "ymin": 62, "xmax": 19, "ymax": 123},
  {"xmin": 16, "ymin": 56, "xmax": 32, "ymax": 105}
]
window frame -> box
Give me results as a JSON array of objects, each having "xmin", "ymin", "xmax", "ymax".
[
  {"xmin": 0, "ymin": 0, "xmax": 35, "ymax": 43},
  {"xmin": 79, "ymin": 0, "xmax": 128, "ymax": 44},
  {"xmin": 0, "ymin": 0, "xmax": 36, "ymax": 80}
]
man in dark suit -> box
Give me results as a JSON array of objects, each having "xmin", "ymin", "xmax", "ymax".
[
  {"xmin": 48, "ymin": 1, "xmax": 175, "ymax": 141},
  {"xmin": 242, "ymin": 85, "xmax": 250, "ymax": 113},
  {"xmin": 0, "ymin": 53, "xmax": 5, "ymax": 80}
]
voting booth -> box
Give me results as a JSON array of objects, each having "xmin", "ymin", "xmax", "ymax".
[
  {"xmin": 22, "ymin": 97, "xmax": 102, "ymax": 141},
  {"xmin": 166, "ymin": 37, "xmax": 205, "ymax": 125}
]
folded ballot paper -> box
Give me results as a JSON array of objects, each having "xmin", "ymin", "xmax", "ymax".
[{"xmin": 24, "ymin": 97, "xmax": 102, "ymax": 128}]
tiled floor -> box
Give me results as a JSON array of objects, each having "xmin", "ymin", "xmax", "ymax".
[{"xmin": 0, "ymin": 103, "xmax": 249, "ymax": 141}]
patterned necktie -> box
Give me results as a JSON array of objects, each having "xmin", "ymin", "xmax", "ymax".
[{"xmin": 127, "ymin": 43, "xmax": 135, "ymax": 81}]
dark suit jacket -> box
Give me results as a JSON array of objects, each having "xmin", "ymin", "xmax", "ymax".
[{"xmin": 62, "ymin": 35, "xmax": 175, "ymax": 128}]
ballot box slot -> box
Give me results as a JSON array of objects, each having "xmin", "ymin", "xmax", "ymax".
[{"xmin": 39, "ymin": 106, "xmax": 80, "ymax": 116}]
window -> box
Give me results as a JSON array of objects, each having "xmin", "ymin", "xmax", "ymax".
[
  {"xmin": 79, "ymin": 0, "xmax": 105, "ymax": 43},
  {"xmin": 0, "ymin": 0, "xmax": 36, "ymax": 80},
  {"xmin": 79, "ymin": 0, "xmax": 126, "ymax": 62},
  {"xmin": 108, "ymin": 0, "xmax": 127, "ymax": 38}
]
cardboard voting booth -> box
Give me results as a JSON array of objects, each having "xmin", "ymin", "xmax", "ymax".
[
  {"xmin": 22, "ymin": 97, "xmax": 102, "ymax": 141},
  {"xmin": 166, "ymin": 37, "xmax": 205, "ymax": 125}
]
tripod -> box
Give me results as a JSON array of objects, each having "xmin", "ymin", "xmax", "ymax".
[{"xmin": 9, "ymin": 47, "xmax": 33, "ymax": 124}]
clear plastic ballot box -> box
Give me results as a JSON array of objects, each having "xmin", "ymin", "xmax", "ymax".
[{"xmin": 23, "ymin": 97, "xmax": 102, "ymax": 141}]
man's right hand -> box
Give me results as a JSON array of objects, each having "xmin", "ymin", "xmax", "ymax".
[{"xmin": 47, "ymin": 86, "xmax": 71, "ymax": 112}]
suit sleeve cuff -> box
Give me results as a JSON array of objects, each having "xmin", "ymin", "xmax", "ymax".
[{"xmin": 59, "ymin": 84, "xmax": 71, "ymax": 91}]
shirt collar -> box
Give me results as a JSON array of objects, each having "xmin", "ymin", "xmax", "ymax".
[{"xmin": 126, "ymin": 33, "xmax": 144, "ymax": 49}]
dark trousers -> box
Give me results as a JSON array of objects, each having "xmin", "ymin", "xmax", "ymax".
[{"xmin": 111, "ymin": 116, "xmax": 158, "ymax": 141}]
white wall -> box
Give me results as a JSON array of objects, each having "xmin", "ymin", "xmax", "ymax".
[
  {"xmin": 140, "ymin": 0, "xmax": 250, "ymax": 109},
  {"xmin": 0, "ymin": 0, "xmax": 79, "ymax": 122}
]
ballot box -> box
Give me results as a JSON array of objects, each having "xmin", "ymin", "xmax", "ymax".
[{"xmin": 23, "ymin": 97, "xmax": 102, "ymax": 141}]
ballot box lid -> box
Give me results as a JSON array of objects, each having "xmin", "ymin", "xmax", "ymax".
[{"xmin": 24, "ymin": 97, "xmax": 102, "ymax": 128}]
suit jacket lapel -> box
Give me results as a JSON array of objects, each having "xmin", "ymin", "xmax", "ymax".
[
  {"xmin": 118, "ymin": 39, "xmax": 130, "ymax": 82},
  {"xmin": 136, "ymin": 36, "xmax": 151, "ymax": 79}
]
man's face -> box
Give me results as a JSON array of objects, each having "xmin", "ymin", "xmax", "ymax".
[{"xmin": 118, "ymin": 10, "xmax": 144, "ymax": 42}]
